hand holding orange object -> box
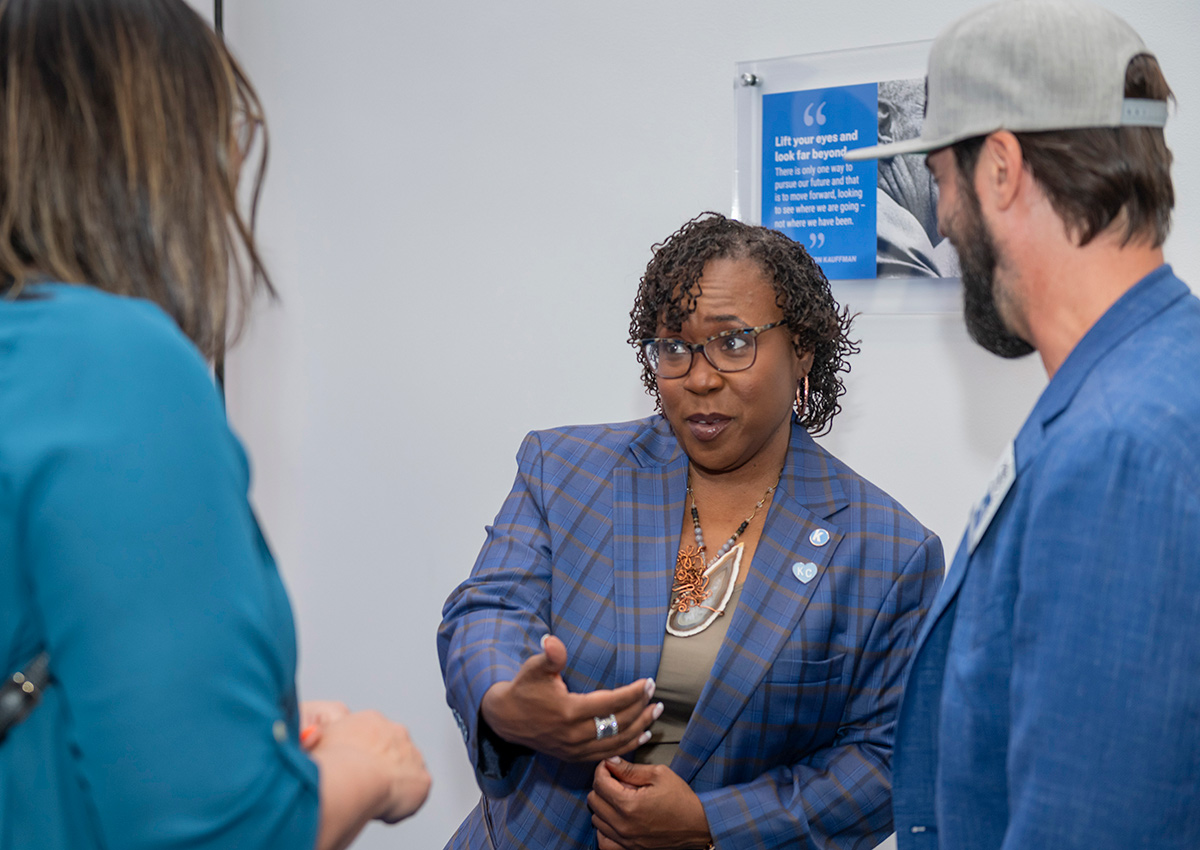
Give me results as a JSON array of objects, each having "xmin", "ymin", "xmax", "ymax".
[{"xmin": 299, "ymin": 700, "xmax": 351, "ymax": 751}]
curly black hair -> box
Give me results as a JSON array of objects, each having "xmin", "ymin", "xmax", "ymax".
[{"xmin": 629, "ymin": 212, "xmax": 858, "ymax": 435}]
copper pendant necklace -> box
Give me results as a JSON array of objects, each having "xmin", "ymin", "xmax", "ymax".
[{"xmin": 666, "ymin": 474, "xmax": 779, "ymax": 637}]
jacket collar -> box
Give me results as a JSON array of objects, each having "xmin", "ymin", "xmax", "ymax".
[
  {"xmin": 628, "ymin": 415, "xmax": 849, "ymax": 519},
  {"xmin": 1015, "ymin": 264, "xmax": 1186, "ymax": 473},
  {"xmin": 629, "ymin": 415, "xmax": 683, "ymax": 468},
  {"xmin": 921, "ymin": 265, "xmax": 1188, "ymax": 649}
]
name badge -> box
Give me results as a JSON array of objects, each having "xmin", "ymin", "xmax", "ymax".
[{"xmin": 967, "ymin": 441, "xmax": 1016, "ymax": 555}]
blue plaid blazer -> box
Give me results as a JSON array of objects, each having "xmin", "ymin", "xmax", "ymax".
[{"xmin": 438, "ymin": 416, "xmax": 943, "ymax": 849}]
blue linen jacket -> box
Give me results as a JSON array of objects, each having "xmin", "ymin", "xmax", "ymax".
[
  {"xmin": 892, "ymin": 266, "xmax": 1200, "ymax": 849},
  {"xmin": 439, "ymin": 416, "xmax": 943, "ymax": 849}
]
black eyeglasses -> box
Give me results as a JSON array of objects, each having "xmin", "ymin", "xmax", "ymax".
[{"xmin": 638, "ymin": 322, "xmax": 787, "ymax": 379}]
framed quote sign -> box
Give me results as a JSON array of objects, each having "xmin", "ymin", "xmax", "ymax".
[{"xmin": 734, "ymin": 41, "xmax": 960, "ymax": 313}]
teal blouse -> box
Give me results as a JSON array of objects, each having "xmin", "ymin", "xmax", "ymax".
[{"xmin": 0, "ymin": 284, "xmax": 319, "ymax": 849}]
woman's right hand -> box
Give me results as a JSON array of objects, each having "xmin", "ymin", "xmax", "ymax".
[
  {"xmin": 480, "ymin": 635, "xmax": 663, "ymax": 763},
  {"xmin": 308, "ymin": 710, "xmax": 432, "ymax": 850}
]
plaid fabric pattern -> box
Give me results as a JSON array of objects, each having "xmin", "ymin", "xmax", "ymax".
[{"xmin": 439, "ymin": 416, "xmax": 943, "ymax": 849}]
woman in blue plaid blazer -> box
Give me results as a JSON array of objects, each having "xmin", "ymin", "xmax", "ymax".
[{"xmin": 439, "ymin": 213, "xmax": 943, "ymax": 849}]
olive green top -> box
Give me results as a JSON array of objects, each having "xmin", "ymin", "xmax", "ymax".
[{"xmin": 635, "ymin": 581, "xmax": 745, "ymax": 766}]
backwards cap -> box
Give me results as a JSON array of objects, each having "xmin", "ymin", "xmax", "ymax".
[{"xmin": 844, "ymin": 0, "xmax": 1167, "ymax": 162}]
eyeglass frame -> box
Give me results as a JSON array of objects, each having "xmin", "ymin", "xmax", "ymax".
[{"xmin": 637, "ymin": 321, "xmax": 789, "ymax": 379}]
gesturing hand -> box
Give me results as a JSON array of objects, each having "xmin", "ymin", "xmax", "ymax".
[
  {"xmin": 588, "ymin": 757, "xmax": 712, "ymax": 850},
  {"xmin": 480, "ymin": 635, "xmax": 663, "ymax": 763}
]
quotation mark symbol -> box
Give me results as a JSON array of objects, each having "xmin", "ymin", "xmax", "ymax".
[
  {"xmin": 809, "ymin": 233, "xmax": 825, "ymax": 249},
  {"xmin": 804, "ymin": 102, "xmax": 827, "ymax": 126}
]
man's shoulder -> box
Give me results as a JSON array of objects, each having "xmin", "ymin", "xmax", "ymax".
[
  {"xmin": 1039, "ymin": 296, "xmax": 1200, "ymax": 497},
  {"xmin": 1071, "ymin": 289, "xmax": 1200, "ymax": 449}
]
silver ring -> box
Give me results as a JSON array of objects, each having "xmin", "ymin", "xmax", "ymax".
[{"xmin": 594, "ymin": 713, "xmax": 618, "ymax": 740}]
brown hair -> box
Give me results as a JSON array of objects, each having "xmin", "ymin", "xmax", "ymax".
[
  {"xmin": 0, "ymin": 0, "xmax": 271, "ymax": 358},
  {"xmin": 629, "ymin": 212, "xmax": 858, "ymax": 435},
  {"xmin": 954, "ymin": 54, "xmax": 1174, "ymax": 248}
]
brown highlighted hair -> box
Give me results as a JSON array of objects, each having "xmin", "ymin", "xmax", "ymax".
[
  {"xmin": 0, "ymin": 0, "xmax": 271, "ymax": 359},
  {"xmin": 629, "ymin": 212, "xmax": 858, "ymax": 435},
  {"xmin": 954, "ymin": 54, "xmax": 1174, "ymax": 248}
]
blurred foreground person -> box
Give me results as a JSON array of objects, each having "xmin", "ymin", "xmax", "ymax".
[
  {"xmin": 848, "ymin": 1, "xmax": 1200, "ymax": 847},
  {"xmin": 0, "ymin": 2, "xmax": 429, "ymax": 848}
]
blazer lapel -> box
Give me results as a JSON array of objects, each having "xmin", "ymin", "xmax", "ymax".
[
  {"xmin": 673, "ymin": 427, "xmax": 850, "ymax": 783},
  {"xmin": 612, "ymin": 419, "xmax": 687, "ymax": 686}
]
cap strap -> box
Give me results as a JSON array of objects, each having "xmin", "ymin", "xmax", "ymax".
[{"xmin": 1121, "ymin": 98, "xmax": 1168, "ymax": 127}]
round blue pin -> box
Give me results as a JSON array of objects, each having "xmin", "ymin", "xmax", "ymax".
[{"xmin": 809, "ymin": 528, "xmax": 830, "ymax": 547}]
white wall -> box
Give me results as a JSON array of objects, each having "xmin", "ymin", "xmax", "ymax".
[{"xmin": 221, "ymin": 2, "xmax": 1200, "ymax": 847}]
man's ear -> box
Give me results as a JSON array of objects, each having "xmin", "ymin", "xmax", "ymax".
[{"xmin": 979, "ymin": 131, "xmax": 1024, "ymax": 212}]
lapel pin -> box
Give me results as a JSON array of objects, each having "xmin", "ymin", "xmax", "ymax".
[
  {"xmin": 792, "ymin": 561, "xmax": 819, "ymax": 584},
  {"xmin": 808, "ymin": 528, "xmax": 830, "ymax": 547}
]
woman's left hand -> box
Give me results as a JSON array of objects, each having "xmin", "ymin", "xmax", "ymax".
[{"xmin": 588, "ymin": 757, "xmax": 712, "ymax": 850}]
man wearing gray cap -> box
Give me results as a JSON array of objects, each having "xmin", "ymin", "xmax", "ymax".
[{"xmin": 847, "ymin": 1, "xmax": 1199, "ymax": 848}]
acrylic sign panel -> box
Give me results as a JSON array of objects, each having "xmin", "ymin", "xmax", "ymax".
[{"xmin": 735, "ymin": 41, "xmax": 961, "ymax": 311}]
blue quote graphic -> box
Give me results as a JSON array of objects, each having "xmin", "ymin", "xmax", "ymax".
[{"xmin": 761, "ymin": 83, "xmax": 878, "ymax": 280}]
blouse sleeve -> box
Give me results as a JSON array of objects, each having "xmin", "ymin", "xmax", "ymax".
[{"xmin": 10, "ymin": 293, "xmax": 319, "ymax": 850}]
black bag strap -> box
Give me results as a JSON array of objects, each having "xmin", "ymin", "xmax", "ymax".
[{"xmin": 0, "ymin": 652, "xmax": 50, "ymax": 744}]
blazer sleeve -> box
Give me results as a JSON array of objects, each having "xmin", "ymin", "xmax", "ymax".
[
  {"xmin": 697, "ymin": 532, "xmax": 944, "ymax": 850},
  {"xmin": 437, "ymin": 431, "xmax": 555, "ymax": 797}
]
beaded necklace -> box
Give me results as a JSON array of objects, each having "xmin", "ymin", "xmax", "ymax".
[
  {"xmin": 686, "ymin": 477, "xmax": 778, "ymax": 567},
  {"xmin": 667, "ymin": 474, "xmax": 780, "ymax": 637}
]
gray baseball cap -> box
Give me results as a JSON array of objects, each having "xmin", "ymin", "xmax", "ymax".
[{"xmin": 845, "ymin": 0, "xmax": 1168, "ymax": 161}]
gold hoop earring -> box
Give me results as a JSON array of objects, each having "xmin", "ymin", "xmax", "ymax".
[{"xmin": 794, "ymin": 375, "xmax": 810, "ymax": 421}]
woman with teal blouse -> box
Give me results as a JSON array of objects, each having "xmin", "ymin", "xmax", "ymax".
[{"xmin": 0, "ymin": 1, "xmax": 429, "ymax": 848}]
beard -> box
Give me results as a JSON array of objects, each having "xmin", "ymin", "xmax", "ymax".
[{"xmin": 952, "ymin": 180, "xmax": 1035, "ymax": 359}]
